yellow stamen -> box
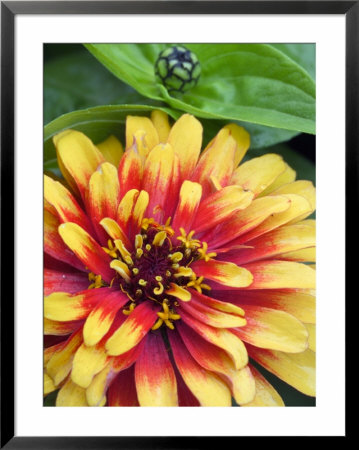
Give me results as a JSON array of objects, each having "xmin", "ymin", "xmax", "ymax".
[
  {"xmin": 88, "ymin": 273, "xmax": 104, "ymax": 289},
  {"xmin": 166, "ymin": 270, "xmax": 172, "ymax": 277},
  {"xmin": 102, "ymin": 239, "xmax": 118, "ymax": 258},
  {"xmin": 145, "ymin": 244, "xmax": 151, "ymax": 251},
  {"xmin": 123, "ymin": 302, "xmax": 136, "ymax": 315},
  {"xmin": 187, "ymin": 275, "xmax": 211, "ymax": 294},
  {"xmin": 138, "ymin": 279, "xmax": 147, "ymax": 286},
  {"xmin": 136, "ymin": 248, "xmax": 143, "ymax": 259},
  {"xmin": 151, "ymin": 318, "xmax": 163, "ymax": 330},
  {"xmin": 155, "ymin": 275, "xmax": 163, "ymax": 282},
  {"xmin": 169, "ymin": 252, "xmax": 183, "ymax": 263},
  {"xmin": 135, "ymin": 289, "xmax": 142, "ymax": 297},
  {"xmin": 152, "ymin": 230, "xmax": 167, "ymax": 246},
  {"xmin": 174, "ymin": 266, "xmax": 193, "ymax": 278},
  {"xmin": 198, "ymin": 242, "xmax": 217, "ymax": 262},
  {"xmin": 132, "ymin": 268, "xmax": 139, "ymax": 275},
  {"xmin": 153, "ymin": 281, "xmax": 164, "ymax": 295},
  {"xmin": 177, "ymin": 228, "xmax": 201, "ymax": 249},
  {"xmin": 135, "ymin": 234, "xmax": 143, "ymax": 249}
]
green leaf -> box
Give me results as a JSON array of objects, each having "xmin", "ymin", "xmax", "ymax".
[
  {"xmin": 44, "ymin": 47, "xmax": 161, "ymax": 124},
  {"xmin": 271, "ymin": 44, "xmax": 315, "ymax": 80},
  {"xmin": 86, "ymin": 43, "xmax": 315, "ymax": 134},
  {"xmin": 44, "ymin": 104, "xmax": 176, "ymax": 164}
]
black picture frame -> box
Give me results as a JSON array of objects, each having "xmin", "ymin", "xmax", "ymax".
[{"xmin": 1, "ymin": 1, "xmax": 354, "ymax": 447}]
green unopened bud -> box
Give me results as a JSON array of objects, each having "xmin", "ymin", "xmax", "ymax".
[{"xmin": 155, "ymin": 45, "xmax": 201, "ymax": 93}]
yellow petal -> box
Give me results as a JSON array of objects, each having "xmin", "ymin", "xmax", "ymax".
[
  {"xmin": 44, "ymin": 292, "xmax": 89, "ymax": 322},
  {"xmin": 279, "ymin": 246, "xmax": 316, "ymax": 263},
  {"xmin": 46, "ymin": 330, "xmax": 83, "ymax": 386},
  {"xmin": 56, "ymin": 378, "xmax": 88, "ymax": 406},
  {"xmin": 192, "ymin": 259, "xmax": 253, "ymax": 288},
  {"xmin": 243, "ymin": 260, "xmax": 316, "ymax": 290},
  {"xmin": 151, "ymin": 110, "xmax": 171, "ymax": 142},
  {"xmin": 233, "ymin": 305, "xmax": 309, "ymax": 353},
  {"xmin": 271, "ymin": 180, "xmax": 316, "ymax": 212},
  {"xmin": 54, "ymin": 129, "xmax": 105, "ymax": 201},
  {"xmin": 242, "ymin": 365, "xmax": 284, "ymax": 407},
  {"xmin": 117, "ymin": 189, "xmax": 139, "ymax": 231},
  {"xmin": 44, "ymin": 372, "xmax": 56, "ymax": 396},
  {"xmin": 100, "ymin": 217, "xmax": 131, "ymax": 249},
  {"xmin": 126, "ymin": 115, "xmax": 159, "ymax": 153},
  {"xmin": 231, "ymin": 154, "xmax": 286, "ymax": 197},
  {"xmin": 167, "ymin": 113, "xmax": 203, "ymax": 180},
  {"xmin": 86, "ymin": 365, "xmax": 113, "ymax": 406},
  {"xmin": 71, "ymin": 343, "xmax": 108, "ymax": 388},
  {"xmin": 96, "ymin": 135, "xmax": 123, "ymax": 167},
  {"xmin": 259, "ymin": 163, "xmax": 296, "ymax": 197},
  {"xmin": 223, "ymin": 123, "xmax": 250, "ymax": 167},
  {"xmin": 249, "ymin": 347, "xmax": 316, "ymax": 396},
  {"xmin": 305, "ymin": 323, "xmax": 316, "ymax": 352}
]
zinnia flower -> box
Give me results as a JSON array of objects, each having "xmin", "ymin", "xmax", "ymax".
[{"xmin": 44, "ymin": 111, "xmax": 316, "ymax": 407}]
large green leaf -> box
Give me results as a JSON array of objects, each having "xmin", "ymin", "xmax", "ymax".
[
  {"xmin": 44, "ymin": 48, "xmax": 160, "ymax": 124},
  {"xmin": 271, "ymin": 44, "xmax": 315, "ymax": 80},
  {"xmin": 43, "ymin": 104, "xmax": 176, "ymax": 168},
  {"xmin": 86, "ymin": 43, "xmax": 315, "ymax": 134}
]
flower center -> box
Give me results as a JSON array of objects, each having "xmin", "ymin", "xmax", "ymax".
[{"xmin": 99, "ymin": 219, "xmax": 216, "ymax": 330}]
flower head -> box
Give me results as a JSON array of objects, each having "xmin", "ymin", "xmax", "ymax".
[{"xmin": 44, "ymin": 111, "xmax": 316, "ymax": 406}]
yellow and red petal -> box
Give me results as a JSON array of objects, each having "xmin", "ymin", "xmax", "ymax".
[
  {"xmin": 96, "ymin": 135, "xmax": 123, "ymax": 167},
  {"xmin": 46, "ymin": 329, "xmax": 83, "ymax": 386},
  {"xmin": 179, "ymin": 294, "xmax": 246, "ymax": 328},
  {"xmin": 44, "ymin": 288, "xmax": 110, "ymax": 322},
  {"xmin": 248, "ymin": 345, "xmax": 316, "ymax": 396},
  {"xmin": 169, "ymin": 331, "xmax": 232, "ymax": 406},
  {"xmin": 83, "ymin": 291, "xmax": 128, "ymax": 347},
  {"xmin": 44, "ymin": 269, "xmax": 89, "ymax": 296},
  {"xmin": 44, "ymin": 317, "xmax": 82, "ymax": 336},
  {"xmin": 135, "ymin": 332, "xmax": 178, "ymax": 406},
  {"xmin": 232, "ymin": 305, "xmax": 308, "ymax": 353},
  {"xmin": 192, "ymin": 128, "xmax": 236, "ymax": 197},
  {"xmin": 231, "ymin": 154, "xmax": 286, "ymax": 197},
  {"xmin": 172, "ymin": 180, "xmax": 202, "ymax": 234},
  {"xmin": 71, "ymin": 342, "xmax": 109, "ymax": 388},
  {"xmin": 305, "ymin": 323, "xmax": 316, "ymax": 352},
  {"xmin": 192, "ymin": 186, "xmax": 253, "ymax": 233},
  {"xmin": 44, "ymin": 372, "xmax": 56, "ymax": 396},
  {"xmin": 241, "ymin": 260, "xmax": 316, "ymax": 290},
  {"xmin": 190, "ymin": 290, "xmax": 245, "ymax": 317},
  {"xmin": 58, "ymin": 222, "xmax": 114, "ymax": 283},
  {"xmin": 105, "ymin": 302, "xmax": 159, "ymax": 356},
  {"xmin": 88, "ymin": 162, "xmax": 120, "ymax": 243},
  {"xmin": 180, "ymin": 310, "xmax": 248, "ymax": 370},
  {"xmin": 215, "ymin": 288, "xmax": 315, "ymax": 324},
  {"xmin": 107, "ymin": 366, "xmax": 139, "ymax": 406},
  {"xmin": 56, "ymin": 377, "xmax": 88, "ymax": 406},
  {"xmin": 228, "ymin": 221, "xmax": 316, "ymax": 265},
  {"xmin": 242, "ymin": 364, "xmax": 284, "ymax": 407},
  {"xmin": 177, "ymin": 322, "xmax": 255, "ymax": 405},
  {"xmin": 191, "ymin": 259, "xmax": 253, "ymax": 288},
  {"xmin": 54, "ymin": 129, "xmax": 105, "ymax": 202},
  {"xmin": 44, "ymin": 209, "xmax": 85, "ymax": 271},
  {"xmin": 240, "ymin": 194, "xmax": 313, "ymax": 243},
  {"xmin": 117, "ymin": 145, "xmax": 143, "ymax": 196},
  {"xmin": 99, "ymin": 217, "xmax": 131, "ymax": 250},
  {"xmin": 86, "ymin": 365, "xmax": 114, "ymax": 406},
  {"xmin": 126, "ymin": 115, "xmax": 159, "ymax": 153},
  {"xmin": 44, "ymin": 175, "xmax": 94, "ymax": 235},
  {"xmin": 279, "ymin": 246, "xmax": 316, "ymax": 263},
  {"xmin": 165, "ymin": 283, "xmax": 191, "ymax": 302},
  {"xmin": 142, "ymin": 143, "xmax": 175, "ymax": 222},
  {"xmin": 167, "ymin": 114, "xmax": 203, "ymax": 181},
  {"xmin": 206, "ymin": 195, "xmax": 290, "ymax": 250}
]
